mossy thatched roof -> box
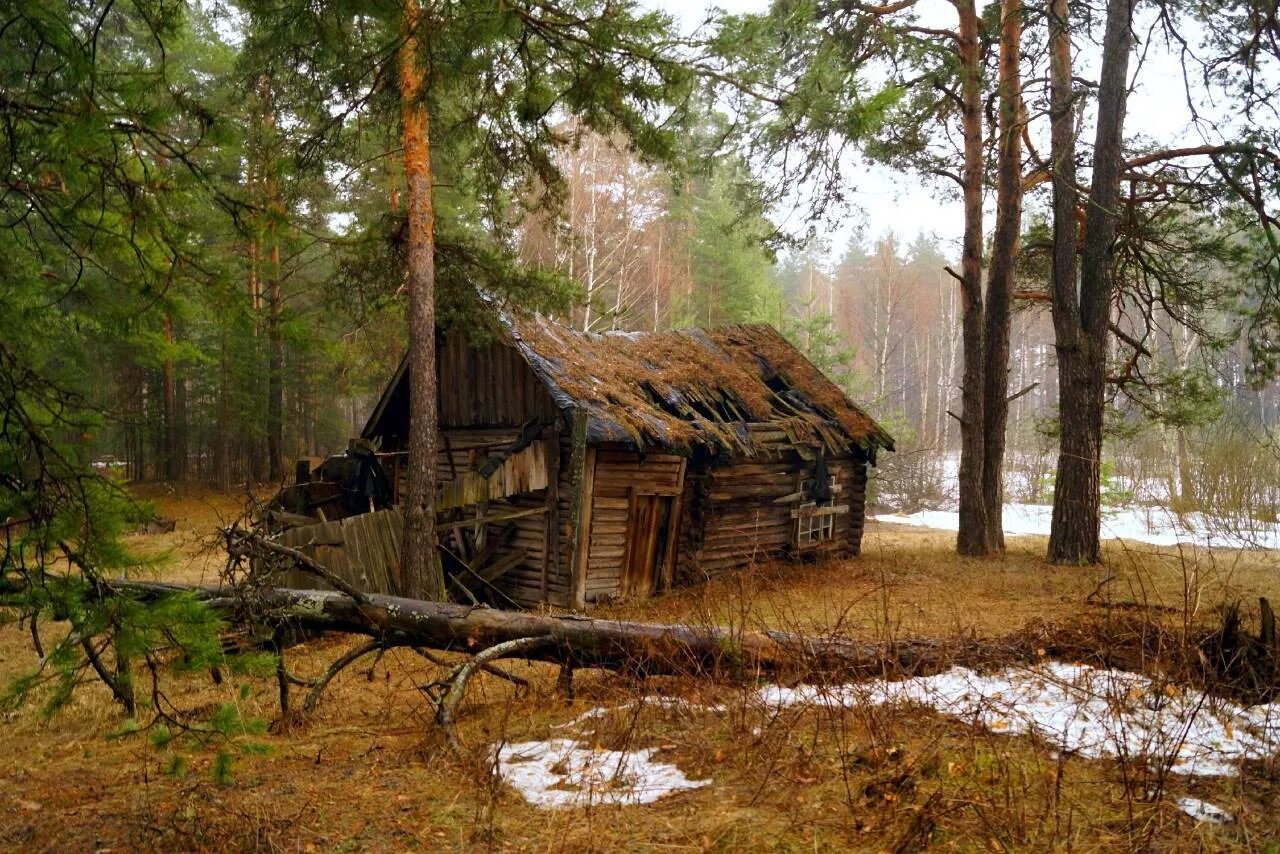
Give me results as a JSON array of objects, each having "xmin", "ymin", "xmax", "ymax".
[
  {"xmin": 504, "ymin": 313, "xmax": 893, "ymax": 458},
  {"xmin": 364, "ymin": 310, "xmax": 893, "ymax": 460}
]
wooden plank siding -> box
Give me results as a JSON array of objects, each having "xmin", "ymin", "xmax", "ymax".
[
  {"xmin": 582, "ymin": 449, "xmax": 686, "ymax": 603},
  {"xmin": 323, "ymin": 327, "xmax": 881, "ymax": 609},
  {"xmin": 438, "ymin": 332, "xmax": 559, "ymax": 429},
  {"xmin": 486, "ymin": 428, "xmax": 578, "ymax": 609},
  {"xmin": 278, "ymin": 509, "xmax": 403, "ymax": 595}
]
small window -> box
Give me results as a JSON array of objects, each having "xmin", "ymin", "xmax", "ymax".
[
  {"xmin": 791, "ymin": 473, "xmax": 847, "ymax": 551},
  {"xmin": 794, "ymin": 501, "xmax": 839, "ymax": 549}
]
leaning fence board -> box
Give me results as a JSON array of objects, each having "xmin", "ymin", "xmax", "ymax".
[{"xmin": 278, "ymin": 509, "xmax": 405, "ymax": 596}]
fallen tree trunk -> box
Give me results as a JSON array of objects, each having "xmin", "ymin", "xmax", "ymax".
[{"xmin": 113, "ymin": 580, "xmax": 1003, "ymax": 680}]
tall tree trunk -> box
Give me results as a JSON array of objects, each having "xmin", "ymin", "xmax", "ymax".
[
  {"xmin": 399, "ymin": 0, "xmax": 446, "ymax": 601},
  {"xmin": 954, "ymin": 0, "xmax": 990, "ymax": 556},
  {"xmin": 1048, "ymin": 0, "xmax": 1134, "ymax": 564},
  {"xmin": 247, "ymin": 91, "xmax": 268, "ymax": 483},
  {"xmin": 125, "ymin": 360, "xmax": 145, "ymax": 482},
  {"xmin": 263, "ymin": 77, "xmax": 285, "ymax": 483},
  {"xmin": 980, "ymin": 0, "xmax": 1025, "ymax": 552},
  {"xmin": 162, "ymin": 313, "xmax": 181, "ymax": 482},
  {"xmin": 216, "ymin": 330, "xmax": 232, "ymax": 491},
  {"xmin": 266, "ymin": 228, "xmax": 284, "ymax": 481},
  {"xmin": 176, "ymin": 367, "xmax": 188, "ymax": 480}
]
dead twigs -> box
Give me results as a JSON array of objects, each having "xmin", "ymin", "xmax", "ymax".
[
  {"xmin": 423, "ymin": 636, "xmax": 547, "ymax": 752},
  {"xmin": 303, "ymin": 639, "xmax": 386, "ymax": 714}
]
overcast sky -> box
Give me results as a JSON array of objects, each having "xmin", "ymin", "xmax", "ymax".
[{"xmin": 638, "ymin": 0, "xmax": 1217, "ymax": 263}]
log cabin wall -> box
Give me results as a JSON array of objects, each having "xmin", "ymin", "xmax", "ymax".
[
  {"xmin": 581, "ymin": 449, "xmax": 686, "ymax": 604},
  {"xmin": 847, "ymin": 457, "xmax": 868, "ymax": 555},
  {"xmin": 677, "ymin": 451, "xmax": 864, "ymax": 582}
]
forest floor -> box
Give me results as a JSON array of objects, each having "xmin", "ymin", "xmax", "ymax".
[{"xmin": 2, "ymin": 485, "xmax": 1279, "ymax": 852}]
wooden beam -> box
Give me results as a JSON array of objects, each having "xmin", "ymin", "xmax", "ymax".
[
  {"xmin": 540, "ymin": 427, "xmax": 560, "ymax": 603},
  {"xmin": 661, "ymin": 458, "xmax": 687, "ymax": 593},
  {"xmin": 573, "ymin": 448, "xmax": 597, "ymax": 609},
  {"xmin": 564, "ymin": 410, "xmax": 592, "ymax": 610},
  {"xmin": 436, "ymin": 505, "xmax": 547, "ymax": 533},
  {"xmin": 791, "ymin": 504, "xmax": 850, "ymax": 519}
]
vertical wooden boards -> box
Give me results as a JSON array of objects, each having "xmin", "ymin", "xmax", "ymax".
[
  {"xmin": 620, "ymin": 493, "xmax": 675, "ymax": 599},
  {"xmin": 277, "ymin": 508, "xmax": 403, "ymax": 595},
  {"xmin": 585, "ymin": 449, "xmax": 685, "ymax": 602},
  {"xmin": 436, "ymin": 332, "xmax": 559, "ymax": 428},
  {"xmin": 661, "ymin": 457, "xmax": 687, "ymax": 592},
  {"xmin": 436, "ymin": 439, "xmax": 549, "ymax": 509},
  {"xmin": 564, "ymin": 410, "xmax": 592, "ymax": 610},
  {"xmin": 540, "ymin": 426, "xmax": 560, "ymax": 603}
]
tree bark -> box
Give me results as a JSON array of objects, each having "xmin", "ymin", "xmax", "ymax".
[
  {"xmin": 399, "ymin": 0, "xmax": 446, "ymax": 601},
  {"xmin": 266, "ymin": 225, "xmax": 284, "ymax": 482},
  {"xmin": 1048, "ymin": 0, "xmax": 1134, "ymax": 564},
  {"xmin": 264, "ymin": 76, "xmax": 285, "ymax": 483},
  {"xmin": 248, "ymin": 78, "xmax": 267, "ymax": 483},
  {"xmin": 162, "ymin": 313, "xmax": 183, "ymax": 482},
  {"xmin": 113, "ymin": 581, "xmax": 1002, "ymax": 680},
  {"xmin": 954, "ymin": 0, "xmax": 990, "ymax": 556},
  {"xmin": 216, "ymin": 329, "xmax": 232, "ymax": 491},
  {"xmin": 979, "ymin": 0, "xmax": 1024, "ymax": 553}
]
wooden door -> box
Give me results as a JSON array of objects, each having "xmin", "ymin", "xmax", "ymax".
[{"xmin": 621, "ymin": 493, "xmax": 675, "ymax": 599}]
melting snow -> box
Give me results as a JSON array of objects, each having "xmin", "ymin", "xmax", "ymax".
[
  {"xmin": 873, "ymin": 503, "xmax": 1280, "ymax": 550},
  {"xmin": 1176, "ymin": 797, "xmax": 1234, "ymax": 824},
  {"xmin": 494, "ymin": 664, "xmax": 1278, "ymax": 808},
  {"xmin": 754, "ymin": 662, "xmax": 1280, "ymax": 777},
  {"xmin": 495, "ymin": 739, "xmax": 710, "ymax": 808},
  {"xmin": 549, "ymin": 696, "xmax": 723, "ymax": 731}
]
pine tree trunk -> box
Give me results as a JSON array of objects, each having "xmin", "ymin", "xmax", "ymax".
[
  {"xmin": 399, "ymin": 0, "xmax": 446, "ymax": 601},
  {"xmin": 980, "ymin": 0, "xmax": 1025, "ymax": 553},
  {"xmin": 176, "ymin": 367, "xmax": 188, "ymax": 480},
  {"xmin": 162, "ymin": 313, "xmax": 182, "ymax": 482},
  {"xmin": 247, "ymin": 96, "xmax": 268, "ymax": 484},
  {"xmin": 216, "ymin": 330, "xmax": 232, "ymax": 491},
  {"xmin": 126, "ymin": 361, "xmax": 145, "ymax": 482},
  {"xmin": 955, "ymin": 0, "xmax": 990, "ymax": 556},
  {"xmin": 267, "ymin": 231, "xmax": 284, "ymax": 482},
  {"xmin": 264, "ymin": 76, "xmax": 285, "ymax": 483},
  {"xmin": 1048, "ymin": 0, "xmax": 1134, "ymax": 564},
  {"xmin": 112, "ymin": 580, "xmax": 1009, "ymax": 681}
]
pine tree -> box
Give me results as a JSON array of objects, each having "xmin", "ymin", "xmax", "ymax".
[
  {"xmin": 0, "ymin": 1, "xmax": 242, "ymax": 717},
  {"xmin": 237, "ymin": 0, "xmax": 694, "ymax": 597}
]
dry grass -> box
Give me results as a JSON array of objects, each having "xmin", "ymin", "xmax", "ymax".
[{"xmin": 1, "ymin": 491, "xmax": 1278, "ymax": 852}]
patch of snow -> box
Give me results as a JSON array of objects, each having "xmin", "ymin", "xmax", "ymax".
[
  {"xmin": 1176, "ymin": 796, "xmax": 1233, "ymax": 824},
  {"xmin": 872, "ymin": 502, "xmax": 1280, "ymax": 550},
  {"xmin": 550, "ymin": 696, "xmax": 724, "ymax": 731},
  {"xmin": 495, "ymin": 739, "xmax": 710, "ymax": 808},
  {"xmin": 754, "ymin": 662, "xmax": 1280, "ymax": 777}
]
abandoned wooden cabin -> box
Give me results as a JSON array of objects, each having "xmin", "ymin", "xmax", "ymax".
[{"xmin": 278, "ymin": 310, "xmax": 893, "ymax": 609}]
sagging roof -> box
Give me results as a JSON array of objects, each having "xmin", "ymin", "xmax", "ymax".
[
  {"xmin": 364, "ymin": 310, "xmax": 894, "ymax": 459},
  {"xmin": 506, "ymin": 314, "xmax": 893, "ymax": 457}
]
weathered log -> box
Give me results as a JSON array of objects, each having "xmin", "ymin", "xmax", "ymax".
[{"xmin": 107, "ymin": 580, "xmax": 998, "ymax": 680}]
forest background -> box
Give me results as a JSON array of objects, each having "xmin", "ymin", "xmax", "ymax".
[{"xmin": 6, "ymin": 0, "xmax": 1280, "ymax": 549}]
